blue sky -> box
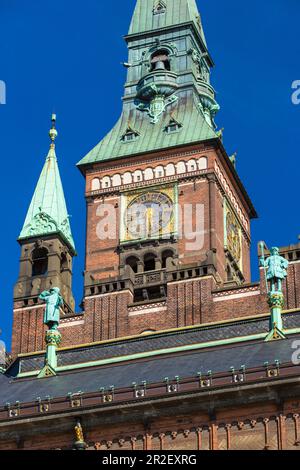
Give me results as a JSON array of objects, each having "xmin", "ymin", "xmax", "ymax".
[{"xmin": 0, "ymin": 0, "xmax": 299, "ymax": 347}]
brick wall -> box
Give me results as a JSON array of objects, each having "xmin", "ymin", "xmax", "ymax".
[
  {"xmin": 12, "ymin": 259, "xmax": 300, "ymax": 355},
  {"xmin": 1, "ymin": 402, "xmax": 298, "ymax": 450},
  {"xmin": 11, "ymin": 304, "xmax": 85, "ymax": 356}
]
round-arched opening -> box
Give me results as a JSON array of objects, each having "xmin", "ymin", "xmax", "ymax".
[
  {"xmin": 162, "ymin": 250, "xmax": 174, "ymax": 269},
  {"xmin": 126, "ymin": 256, "xmax": 140, "ymax": 274},
  {"xmin": 144, "ymin": 253, "xmax": 156, "ymax": 272},
  {"xmin": 32, "ymin": 248, "xmax": 48, "ymax": 277}
]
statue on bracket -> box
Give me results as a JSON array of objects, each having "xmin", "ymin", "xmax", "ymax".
[
  {"xmin": 39, "ymin": 287, "xmax": 63, "ymax": 331},
  {"xmin": 261, "ymin": 247, "xmax": 289, "ymax": 293}
]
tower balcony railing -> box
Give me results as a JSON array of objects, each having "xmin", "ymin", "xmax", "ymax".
[{"xmin": 134, "ymin": 269, "xmax": 168, "ymax": 288}]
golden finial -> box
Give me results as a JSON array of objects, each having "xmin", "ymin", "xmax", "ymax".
[
  {"xmin": 73, "ymin": 420, "xmax": 88, "ymax": 450},
  {"xmin": 49, "ymin": 113, "xmax": 58, "ymax": 147},
  {"xmin": 74, "ymin": 421, "xmax": 85, "ymax": 443}
]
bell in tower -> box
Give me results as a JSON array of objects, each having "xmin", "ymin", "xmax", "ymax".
[
  {"xmin": 151, "ymin": 50, "xmax": 170, "ymax": 71},
  {"xmin": 154, "ymin": 60, "xmax": 166, "ymax": 71}
]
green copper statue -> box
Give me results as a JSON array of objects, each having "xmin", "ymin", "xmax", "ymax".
[
  {"xmin": 39, "ymin": 287, "xmax": 63, "ymax": 330},
  {"xmin": 261, "ymin": 247, "xmax": 289, "ymax": 293}
]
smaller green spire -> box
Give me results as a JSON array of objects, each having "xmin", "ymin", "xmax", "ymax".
[{"xmin": 19, "ymin": 115, "xmax": 76, "ymax": 254}]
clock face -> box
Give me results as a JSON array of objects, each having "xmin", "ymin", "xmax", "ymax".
[
  {"xmin": 124, "ymin": 191, "xmax": 174, "ymax": 240},
  {"xmin": 226, "ymin": 209, "xmax": 241, "ymax": 263}
]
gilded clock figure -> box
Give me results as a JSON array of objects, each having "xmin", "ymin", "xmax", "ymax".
[{"xmin": 226, "ymin": 209, "xmax": 241, "ymax": 263}]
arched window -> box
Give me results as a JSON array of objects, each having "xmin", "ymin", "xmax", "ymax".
[
  {"xmin": 133, "ymin": 170, "xmax": 143, "ymax": 183},
  {"xmin": 198, "ymin": 156, "xmax": 208, "ymax": 170},
  {"xmin": 123, "ymin": 172, "xmax": 133, "ymax": 185},
  {"xmin": 162, "ymin": 250, "xmax": 174, "ymax": 269},
  {"xmin": 176, "ymin": 161, "xmax": 186, "ymax": 174},
  {"xmin": 150, "ymin": 50, "xmax": 171, "ymax": 72},
  {"xmin": 144, "ymin": 168, "xmax": 154, "ymax": 181},
  {"xmin": 165, "ymin": 163, "xmax": 175, "ymax": 176},
  {"xmin": 144, "ymin": 253, "xmax": 156, "ymax": 272},
  {"xmin": 91, "ymin": 178, "xmax": 100, "ymax": 191},
  {"xmin": 102, "ymin": 176, "xmax": 111, "ymax": 188},
  {"xmin": 112, "ymin": 174, "xmax": 122, "ymax": 187},
  {"xmin": 154, "ymin": 165, "xmax": 164, "ymax": 178},
  {"xmin": 126, "ymin": 256, "xmax": 140, "ymax": 274},
  {"xmin": 32, "ymin": 248, "xmax": 48, "ymax": 277},
  {"xmin": 187, "ymin": 159, "xmax": 197, "ymax": 172}
]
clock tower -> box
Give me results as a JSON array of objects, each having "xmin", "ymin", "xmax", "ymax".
[{"xmin": 77, "ymin": 0, "xmax": 257, "ymax": 342}]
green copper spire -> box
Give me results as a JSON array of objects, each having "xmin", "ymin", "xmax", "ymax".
[
  {"xmin": 129, "ymin": 0, "xmax": 207, "ymax": 47},
  {"xmin": 78, "ymin": 0, "xmax": 219, "ymax": 168},
  {"xmin": 19, "ymin": 115, "xmax": 76, "ymax": 254}
]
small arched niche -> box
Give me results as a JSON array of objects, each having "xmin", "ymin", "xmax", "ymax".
[
  {"xmin": 102, "ymin": 176, "xmax": 111, "ymax": 188},
  {"xmin": 144, "ymin": 168, "xmax": 154, "ymax": 181},
  {"xmin": 154, "ymin": 165, "xmax": 164, "ymax": 179},
  {"xmin": 165, "ymin": 163, "xmax": 175, "ymax": 176},
  {"xmin": 187, "ymin": 159, "xmax": 197, "ymax": 172},
  {"xmin": 112, "ymin": 174, "xmax": 122, "ymax": 187},
  {"xmin": 91, "ymin": 178, "xmax": 100, "ymax": 191},
  {"xmin": 176, "ymin": 161, "xmax": 186, "ymax": 174},
  {"xmin": 198, "ymin": 156, "xmax": 208, "ymax": 170},
  {"xmin": 122, "ymin": 172, "xmax": 133, "ymax": 185},
  {"xmin": 133, "ymin": 170, "xmax": 143, "ymax": 183}
]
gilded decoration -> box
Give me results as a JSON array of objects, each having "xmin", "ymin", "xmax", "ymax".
[
  {"xmin": 224, "ymin": 199, "xmax": 242, "ymax": 267},
  {"xmin": 121, "ymin": 185, "xmax": 177, "ymax": 242}
]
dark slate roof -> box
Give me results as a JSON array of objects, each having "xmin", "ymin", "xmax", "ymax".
[
  {"xmin": 18, "ymin": 314, "xmax": 274, "ymax": 374},
  {"xmin": 1, "ymin": 335, "xmax": 300, "ymax": 407},
  {"xmin": 16, "ymin": 311, "xmax": 300, "ymax": 375}
]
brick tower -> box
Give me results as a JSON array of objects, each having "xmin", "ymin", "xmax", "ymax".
[
  {"xmin": 77, "ymin": 0, "xmax": 257, "ymax": 342},
  {"xmin": 3, "ymin": 0, "xmax": 300, "ymax": 452},
  {"xmin": 12, "ymin": 115, "xmax": 76, "ymax": 355}
]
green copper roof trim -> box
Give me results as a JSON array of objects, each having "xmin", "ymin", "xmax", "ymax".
[
  {"xmin": 19, "ymin": 117, "xmax": 76, "ymax": 253},
  {"xmin": 128, "ymin": 0, "xmax": 207, "ymax": 47},
  {"xmin": 17, "ymin": 332, "xmax": 269, "ymax": 378},
  {"xmin": 17, "ymin": 327, "xmax": 300, "ymax": 379}
]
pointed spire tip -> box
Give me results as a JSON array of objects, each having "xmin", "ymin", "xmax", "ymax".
[{"xmin": 49, "ymin": 113, "xmax": 58, "ymax": 146}]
